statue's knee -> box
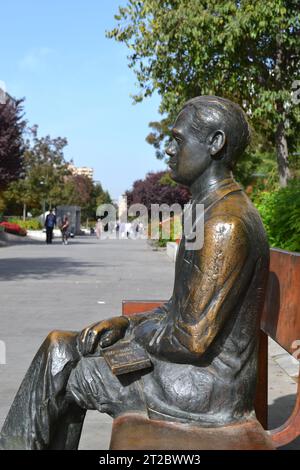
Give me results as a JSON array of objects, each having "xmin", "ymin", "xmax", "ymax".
[
  {"xmin": 45, "ymin": 330, "xmax": 77, "ymax": 353},
  {"xmin": 46, "ymin": 330, "xmax": 65, "ymax": 346},
  {"xmin": 43, "ymin": 330, "xmax": 79, "ymax": 372}
]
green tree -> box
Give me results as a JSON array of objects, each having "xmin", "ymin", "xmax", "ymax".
[
  {"xmin": 2, "ymin": 123, "xmax": 112, "ymax": 221},
  {"xmin": 108, "ymin": 0, "xmax": 300, "ymax": 186},
  {"xmin": 0, "ymin": 98, "xmax": 26, "ymax": 190},
  {"xmin": 3, "ymin": 126, "xmax": 70, "ymax": 217},
  {"xmin": 62, "ymin": 177, "xmax": 112, "ymax": 220},
  {"xmin": 87, "ymin": 183, "xmax": 112, "ymax": 220},
  {"xmin": 62, "ymin": 174, "xmax": 94, "ymax": 207}
]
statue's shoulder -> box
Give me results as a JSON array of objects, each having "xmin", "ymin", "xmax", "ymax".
[
  {"xmin": 204, "ymin": 191, "xmax": 268, "ymax": 255},
  {"xmin": 207, "ymin": 189, "xmax": 261, "ymax": 227},
  {"xmin": 204, "ymin": 211, "xmax": 248, "ymax": 243}
]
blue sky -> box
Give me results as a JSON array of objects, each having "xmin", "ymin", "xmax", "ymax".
[{"xmin": 0, "ymin": 0, "xmax": 167, "ymax": 199}]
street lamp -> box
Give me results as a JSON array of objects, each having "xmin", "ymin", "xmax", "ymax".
[
  {"xmin": 40, "ymin": 162, "xmax": 58, "ymax": 223},
  {"xmin": 39, "ymin": 180, "xmax": 46, "ymax": 225}
]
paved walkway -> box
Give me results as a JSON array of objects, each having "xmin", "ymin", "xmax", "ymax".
[{"xmin": 0, "ymin": 237, "xmax": 299, "ymax": 449}]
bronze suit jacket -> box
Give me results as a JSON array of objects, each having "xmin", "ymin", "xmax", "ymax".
[{"xmin": 131, "ymin": 178, "xmax": 269, "ymax": 426}]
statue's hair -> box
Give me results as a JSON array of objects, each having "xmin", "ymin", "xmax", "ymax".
[{"xmin": 181, "ymin": 96, "xmax": 251, "ymax": 169}]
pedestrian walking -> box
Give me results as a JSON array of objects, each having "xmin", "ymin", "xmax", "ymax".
[
  {"xmin": 44, "ymin": 209, "xmax": 56, "ymax": 244},
  {"xmin": 60, "ymin": 215, "xmax": 70, "ymax": 245},
  {"xmin": 95, "ymin": 218, "xmax": 102, "ymax": 239}
]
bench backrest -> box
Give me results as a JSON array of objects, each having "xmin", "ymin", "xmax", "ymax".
[
  {"xmin": 262, "ymin": 248, "xmax": 300, "ymax": 355},
  {"xmin": 261, "ymin": 248, "xmax": 300, "ymax": 447}
]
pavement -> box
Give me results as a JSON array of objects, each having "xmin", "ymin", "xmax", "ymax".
[{"xmin": 0, "ymin": 236, "xmax": 299, "ymax": 450}]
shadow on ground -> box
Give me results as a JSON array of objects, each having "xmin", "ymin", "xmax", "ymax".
[
  {"xmin": 268, "ymin": 394, "xmax": 300, "ymax": 449},
  {"xmin": 0, "ymin": 235, "xmax": 99, "ymax": 247},
  {"xmin": 0, "ymin": 257, "xmax": 119, "ymax": 281}
]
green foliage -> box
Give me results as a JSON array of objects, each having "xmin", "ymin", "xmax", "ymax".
[
  {"xmin": 156, "ymin": 238, "xmax": 168, "ymax": 248},
  {"xmin": 252, "ymin": 180, "xmax": 300, "ymax": 252},
  {"xmin": 0, "ymin": 98, "xmax": 26, "ymax": 190},
  {"xmin": 8, "ymin": 218, "xmax": 42, "ymax": 230},
  {"xmin": 81, "ymin": 182, "xmax": 112, "ymax": 220},
  {"xmin": 2, "ymin": 125, "xmax": 70, "ymax": 215},
  {"xmin": 2, "ymin": 125, "xmax": 112, "ymax": 219},
  {"xmin": 146, "ymin": 118, "xmax": 172, "ymax": 160},
  {"xmin": 108, "ymin": 0, "xmax": 300, "ymax": 184},
  {"xmin": 151, "ymin": 216, "xmax": 182, "ymax": 247},
  {"xmin": 158, "ymin": 171, "xmax": 178, "ymax": 187},
  {"xmin": 235, "ymin": 147, "xmax": 278, "ymax": 188}
]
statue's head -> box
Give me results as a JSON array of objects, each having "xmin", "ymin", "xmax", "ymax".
[{"xmin": 166, "ymin": 96, "xmax": 250, "ymax": 186}]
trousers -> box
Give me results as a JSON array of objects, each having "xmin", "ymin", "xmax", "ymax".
[{"xmin": 0, "ymin": 331, "xmax": 146, "ymax": 450}]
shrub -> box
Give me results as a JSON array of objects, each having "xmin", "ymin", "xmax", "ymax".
[
  {"xmin": 8, "ymin": 218, "xmax": 42, "ymax": 230},
  {"xmin": 151, "ymin": 216, "xmax": 182, "ymax": 248},
  {"xmin": 252, "ymin": 180, "xmax": 300, "ymax": 252},
  {"xmin": 0, "ymin": 221, "xmax": 27, "ymax": 236}
]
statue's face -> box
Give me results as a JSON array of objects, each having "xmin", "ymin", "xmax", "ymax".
[{"xmin": 166, "ymin": 107, "xmax": 211, "ymax": 186}]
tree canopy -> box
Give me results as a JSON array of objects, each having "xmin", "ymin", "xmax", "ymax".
[
  {"xmin": 5, "ymin": 126, "xmax": 70, "ymax": 213},
  {"xmin": 2, "ymin": 125, "xmax": 111, "ymax": 219},
  {"xmin": 126, "ymin": 170, "xmax": 190, "ymax": 212},
  {"xmin": 0, "ymin": 98, "xmax": 26, "ymax": 190},
  {"xmin": 108, "ymin": 0, "xmax": 300, "ymax": 186}
]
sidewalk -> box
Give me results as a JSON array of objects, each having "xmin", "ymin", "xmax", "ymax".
[
  {"xmin": 26, "ymin": 229, "xmax": 61, "ymax": 241},
  {"xmin": 0, "ymin": 237, "xmax": 298, "ymax": 449},
  {"xmin": 0, "ymin": 237, "xmax": 174, "ymax": 449},
  {"xmin": 268, "ymin": 339, "xmax": 299, "ymax": 450},
  {"xmin": 270, "ymin": 339, "xmax": 299, "ymax": 384}
]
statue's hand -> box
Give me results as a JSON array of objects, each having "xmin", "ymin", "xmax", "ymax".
[{"xmin": 78, "ymin": 316, "xmax": 129, "ymax": 356}]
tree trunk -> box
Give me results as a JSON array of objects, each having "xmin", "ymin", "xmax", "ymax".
[
  {"xmin": 275, "ymin": 121, "xmax": 290, "ymax": 187},
  {"xmin": 23, "ymin": 203, "xmax": 26, "ymax": 221},
  {"xmin": 274, "ymin": 40, "xmax": 290, "ymax": 188}
]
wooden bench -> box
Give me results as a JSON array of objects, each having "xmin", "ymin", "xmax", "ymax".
[{"xmin": 110, "ymin": 248, "xmax": 300, "ymax": 450}]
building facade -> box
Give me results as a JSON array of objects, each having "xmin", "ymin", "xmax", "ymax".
[{"xmin": 68, "ymin": 164, "xmax": 94, "ymax": 180}]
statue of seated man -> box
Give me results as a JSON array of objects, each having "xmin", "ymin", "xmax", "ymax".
[{"xmin": 0, "ymin": 96, "xmax": 269, "ymax": 450}]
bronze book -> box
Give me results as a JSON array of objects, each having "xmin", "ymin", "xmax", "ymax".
[{"xmin": 101, "ymin": 339, "xmax": 152, "ymax": 375}]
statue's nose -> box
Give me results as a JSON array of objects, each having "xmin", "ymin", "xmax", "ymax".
[{"xmin": 166, "ymin": 141, "xmax": 176, "ymax": 157}]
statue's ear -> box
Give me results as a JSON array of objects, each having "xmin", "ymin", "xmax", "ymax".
[{"xmin": 208, "ymin": 130, "xmax": 226, "ymax": 158}]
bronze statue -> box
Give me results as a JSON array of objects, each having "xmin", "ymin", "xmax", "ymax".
[{"xmin": 0, "ymin": 96, "xmax": 269, "ymax": 450}]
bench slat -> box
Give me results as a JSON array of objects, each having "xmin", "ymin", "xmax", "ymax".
[{"xmin": 262, "ymin": 248, "xmax": 300, "ymax": 354}]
